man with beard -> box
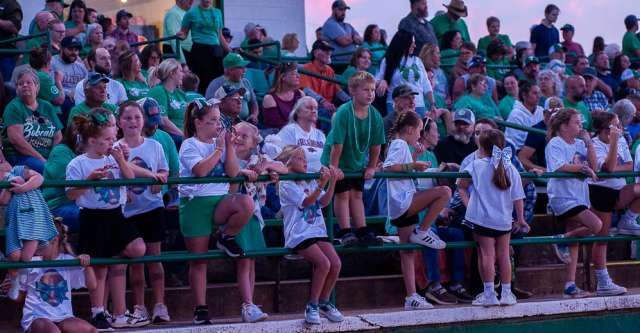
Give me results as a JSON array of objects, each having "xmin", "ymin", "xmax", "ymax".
[
  {"xmin": 398, "ymin": 0, "xmax": 437, "ymax": 56},
  {"xmin": 594, "ymin": 52, "xmax": 618, "ymax": 93},
  {"xmin": 434, "ymin": 108, "xmax": 476, "ymax": 165},
  {"xmin": 67, "ymin": 73, "xmax": 117, "ymax": 126},
  {"xmin": 51, "ymin": 36, "xmax": 87, "ymax": 99},
  {"xmin": 73, "ymin": 47, "xmax": 127, "ymax": 106},
  {"xmin": 110, "ymin": 9, "xmax": 138, "ymax": 46},
  {"xmin": 321, "ymin": 1, "xmax": 362, "ymax": 62},
  {"xmin": 431, "ymin": 0, "xmax": 470, "ymax": 44},
  {"xmin": 512, "ymin": 56, "xmax": 540, "ymax": 85},
  {"xmin": 563, "ymin": 75, "xmax": 591, "ymax": 130}
]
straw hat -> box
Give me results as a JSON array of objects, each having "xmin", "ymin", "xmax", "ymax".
[{"xmin": 443, "ymin": 0, "xmax": 468, "ymax": 17}]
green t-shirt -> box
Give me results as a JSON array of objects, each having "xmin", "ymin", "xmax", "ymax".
[
  {"xmin": 43, "ymin": 143, "xmax": 76, "ymax": 210},
  {"xmin": 477, "ymin": 34, "xmax": 513, "ymax": 54},
  {"xmin": 185, "ymin": 91, "xmax": 204, "ymax": 103},
  {"xmin": 67, "ymin": 102, "xmax": 117, "ymax": 126},
  {"xmin": 453, "ymin": 94, "xmax": 500, "ymax": 120},
  {"xmin": 2, "ymin": 98, "xmax": 62, "ymax": 158},
  {"xmin": 417, "ymin": 149, "xmax": 438, "ymax": 166},
  {"xmin": 563, "ymin": 98, "xmax": 591, "ymax": 131},
  {"xmin": 362, "ymin": 41, "xmax": 385, "ymax": 74},
  {"xmin": 431, "ymin": 14, "xmax": 470, "ymax": 43},
  {"xmin": 150, "ymin": 129, "xmax": 179, "ymax": 177},
  {"xmin": 440, "ymin": 48, "xmax": 459, "ymax": 76},
  {"xmin": 320, "ymin": 101, "xmax": 385, "ymax": 172},
  {"xmin": 181, "ymin": 5, "xmax": 223, "ymax": 46},
  {"xmin": 486, "ymin": 57, "xmax": 510, "ymax": 82},
  {"xmin": 147, "ymin": 85, "xmax": 188, "ymax": 130},
  {"xmin": 118, "ymin": 79, "xmax": 150, "ymax": 101},
  {"xmin": 622, "ymin": 31, "xmax": 640, "ymax": 58},
  {"xmin": 498, "ymin": 95, "xmax": 516, "ymax": 120},
  {"xmin": 37, "ymin": 71, "xmax": 63, "ymax": 104}
]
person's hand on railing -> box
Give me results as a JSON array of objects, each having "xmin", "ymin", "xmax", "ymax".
[
  {"xmin": 580, "ymin": 164, "xmax": 598, "ymax": 181},
  {"xmin": 319, "ymin": 167, "xmax": 331, "ymax": 187},
  {"xmin": 240, "ymin": 169, "xmax": 258, "ymax": 182},
  {"xmin": 364, "ymin": 166, "xmax": 376, "ymax": 180},
  {"xmin": 150, "ymin": 172, "xmax": 168, "ymax": 194},
  {"xmin": 327, "ymin": 165, "xmax": 344, "ymax": 181},
  {"xmin": 78, "ymin": 254, "xmax": 91, "ymax": 267},
  {"xmin": 530, "ymin": 167, "xmax": 545, "ymax": 176}
]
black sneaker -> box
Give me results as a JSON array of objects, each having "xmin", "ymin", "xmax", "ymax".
[
  {"xmin": 91, "ymin": 312, "xmax": 114, "ymax": 331},
  {"xmin": 339, "ymin": 232, "xmax": 359, "ymax": 247},
  {"xmin": 424, "ymin": 282, "xmax": 458, "ymax": 305},
  {"xmin": 217, "ymin": 234, "xmax": 245, "ymax": 257},
  {"xmin": 448, "ymin": 285, "xmax": 474, "ymax": 304},
  {"xmin": 193, "ymin": 306, "xmax": 212, "ymax": 325},
  {"xmin": 357, "ymin": 229, "xmax": 382, "ymax": 247}
]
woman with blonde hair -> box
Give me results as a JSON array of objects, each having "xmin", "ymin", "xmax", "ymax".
[
  {"xmin": 419, "ymin": 44, "xmax": 449, "ymax": 106},
  {"xmin": 147, "ymin": 59, "xmax": 187, "ymax": 144},
  {"xmin": 281, "ymin": 33, "xmax": 299, "ymax": 57}
]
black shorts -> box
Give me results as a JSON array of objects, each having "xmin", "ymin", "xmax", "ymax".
[
  {"xmin": 126, "ymin": 207, "xmax": 166, "ymax": 243},
  {"xmin": 557, "ymin": 205, "xmax": 589, "ymax": 221},
  {"xmin": 463, "ymin": 220, "xmax": 510, "ymax": 238},
  {"xmin": 335, "ymin": 178, "xmax": 364, "ymax": 194},
  {"xmin": 293, "ymin": 237, "xmax": 331, "ymax": 252},
  {"xmin": 390, "ymin": 211, "xmax": 419, "ymax": 228},
  {"xmin": 78, "ymin": 207, "xmax": 140, "ymax": 258},
  {"xmin": 588, "ymin": 184, "xmax": 621, "ymax": 213}
]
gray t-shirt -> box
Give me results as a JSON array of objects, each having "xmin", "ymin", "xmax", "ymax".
[
  {"xmin": 51, "ymin": 55, "xmax": 88, "ymax": 97},
  {"xmin": 321, "ymin": 16, "xmax": 360, "ymax": 61}
]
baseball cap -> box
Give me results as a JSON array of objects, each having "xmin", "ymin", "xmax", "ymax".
[
  {"xmin": 560, "ymin": 24, "xmax": 575, "ymax": 32},
  {"xmin": 116, "ymin": 9, "xmax": 133, "ymax": 21},
  {"xmin": 85, "ymin": 73, "xmax": 109, "ymax": 87},
  {"xmin": 525, "ymin": 56, "xmax": 540, "ymax": 66},
  {"xmin": 467, "ymin": 55, "xmax": 486, "ymax": 68},
  {"xmin": 625, "ymin": 15, "xmax": 639, "ymax": 28},
  {"xmin": 620, "ymin": 68, "xmax": 640, "ymax": 81},
  {"xmin": 46, "ymin": 0, "xmax": 69, "ymax": 7},
  {"xmin": 548, "ymin": 43, "xmax": 566, "ymax": 55},
  {"xmin": 60, "ymin": 36, "xmax": 82, "ymax": 49},
  {"xmin": 332, "ymin": 0, "xmax": 351, "ymax": 10},
  {"xmin": 582, "ymin": 67, "xmax": 597, "ymax": 79},
  {"xmin": 214, "ymin": 85, "xmax": 247, "ymax": 100},
  {"xmin": 453, "ymin": 108, "xmax": 475, "ymax": 125},
  {"xmin": 392, "ymin": 85, "xmax": 419, "ymax": 99},
  {"xmin": 312, "ymin": 40, "xmax": 335, "ymax": 52},
  {"xmin": 222, "ymin": 53, "xmax": 250, "ymax": 69},
  {"xmin": 137, "ymin": 97, "xmax": 162, "ymax": 127}
]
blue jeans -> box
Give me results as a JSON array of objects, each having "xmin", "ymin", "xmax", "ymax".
[
  {"xmin": 0, "ymin": 56, "xmax": 16, "ymax": 84},
  {"xmin": 422, "ymin": 226, "xmax": 466, "ymax": 284},
  {"xmin": 51, "ymin": 202, "xmax": 81, "ymax": 233},
  {"xmin": 6, "ymin": 154, "xmax": 45, "ymax": 174}
]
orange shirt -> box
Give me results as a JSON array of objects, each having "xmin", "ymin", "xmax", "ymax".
[{"xmin": 300, "ymin": 62, "xmax": 340, "ymax": 102}]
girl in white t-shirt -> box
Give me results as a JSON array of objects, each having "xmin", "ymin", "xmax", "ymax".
[
  {"xmin": 383, "ymin": 111, "xmax": 451, "ymax": 310},
  {"xmin": 65, "ymin": 108, "xmax": 147, "ymax": 329},
  {"xmin": 276, "ymin": 146, "xmax": 342, "ymax": 325},
  {"xmin": 457, "ymin": 129, "xmax": 526, "ymax": 307},
  {"xmin": 117, "ymin": 101, "xmax": 171, "ymax": 324},
  {"xmin": 18, "ymin": 219, "xmax": 97, "ymax": 333},
  {"xmin": 232, "ymin": 121, "xmax": 288, "ymax": 323},
  {"xmin": 178, "ymin": 99, "xmax": 254, "ymax": 325},
  {"xmin": 544, "ymin": 108, "xmax": 602, "ymax": 299},
  {"xmin": 587, "ymin": 112, "xmax": 634, "ymax": 296}
]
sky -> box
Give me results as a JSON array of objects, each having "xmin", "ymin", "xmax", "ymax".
[{"xmin": 304, "ymin": 0, "xmax": 638, "ymax": 52}]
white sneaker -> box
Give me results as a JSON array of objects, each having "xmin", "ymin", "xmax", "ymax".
[
  {"xmin": 241, "ymin": 303, "xmax": 268, "ymax": 323},
  {"xmin": 152, "ymin": 303, "xmax": 171, "ymax": 323},
  {"xmin": 617, "ymin": 215, "xmax": 640, "ymax": 236},
  {"xmin": 111, "ymin": 310, "xmax": 151, "ymax": 328},
  {"xmin": 132, "ymin": 305, "xmax": 151, "ymax": 323},
  {"xmin": 7, "ymin": 275, "xmax": 20, "ymax": 300},
  {"xmin": 500, "ymin": 290, "xmax": 517, "ymax": 306},
  {"xmin": 472, "ymin": 291, "xmax": 500, "ymax": 307},
  {"xmin": 319, "ymin": 302, "xmax": 344, "ymax": 322},
  {"xmin": 596, "ymin": 279, "xmax": 627, "ymax": 296},
  {"xmin": 404, "ymin": 293, "xmax": 434, "ymax": 310},
  {"xmin": 410, "ymin": 228, "xmax": 446, "ymax": 249}
]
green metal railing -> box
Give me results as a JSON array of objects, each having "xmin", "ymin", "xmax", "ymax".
[
  {"xmin": 131, "ymin": 35, "xmax": 181, "ymax": 60},
  {"xmin": 0, "ymin": 31, "xmax": 52, "ymax": 55},
  {"xmin": 496, "ymin": 119, "xmax": 547, "ymax": 135}
]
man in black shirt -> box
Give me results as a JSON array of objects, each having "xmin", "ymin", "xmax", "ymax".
[
  {"xmin": 0, "ymin": 0, "xmax": 22, "ymax": 80},
  {"xmin": 434, "ymin": 108, "xmax": 477, "ymax": 165}
]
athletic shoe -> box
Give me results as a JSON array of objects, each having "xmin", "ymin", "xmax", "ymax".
[
  {"xmin": 90, "ymin": 312, "xmax": 113, "ymax": 332},
  {"xmin": 217, "ymin": 234, "xmax": 245, "ymax": 257},
  {"xmin": 423, "ymin": 283, "xmax": 457, "ymax": 305},
  {"xmin": 7, "ymin": 275, "xmax": 19, "ymax": 301},
  {"xmin": 132, "ymin": 305, "xmax": 151, "ymax": 325},
  {"xmin": 193, "ymin": 306, "xmax": 212, "ymax": 325},
  {"xmin": 512, "ymin": 285, "xmax": 534, "ymax": 299},
  {"xmin": 472, "ymin": 291, "xmax": 500, "ymax": 307},
  {"xmin": 304, "ymin": 303, "xmax": 321, "ymax": 325},
  {"xmin": 241, "ymin": 303, "xmax": 268, "ymax": 323},
  {"xmin": 339, "ymin": 232, "xmax": 359, "ymax": 247},
  {"xmin": 552, "ymin": 234, "xmax": 571, "ymax": 264},
  {"xmin": 448, "ymin": 285, "xmax": 474, "ymax": 303},
  {"xmin": 596, "ymin": 279, "xmax": 627, "ymax": 296},
  {"xmin": 152, "ymin": 303, "xmax": 171, "ymax": 323},
  {"xmin": 410, "ymin": 228, "xmax": 446, "ymax": 249},
  {"xmin": 563, "ymin": 284, "xmax": 592, "ymax": 299},
  {"xmin": 500, "ymin": 290, "xmax": 517, "ymax": 306},
  {"xmin": 104, "ymin": 310, "xmax": 113, "ymax": 325},
  {"xmin": 404, "ymin": 293, "xmax": 434, "ymax": 310},
  {"xmin": 319, "ymin": 302, "xmax": 344, "ymax": 322},
  {"xmin": 111, "ymin": 310, "xmax": 150, "ymax": 328},
  {"xmin": 357, "ymin": 229, "xmax": 382, "ymax": 247},
  {"xmin": 617, "ymin": 215, "xmax": 640, "ymax": 236}
]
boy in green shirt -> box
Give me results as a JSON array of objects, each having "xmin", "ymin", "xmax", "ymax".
[
  {"xmin": 321, "ymin": 71, "xmax": 385, "ymax": 246},
  {"xmin": 622, "ymin": 15, "xmax": 640, "ymax": 58}
]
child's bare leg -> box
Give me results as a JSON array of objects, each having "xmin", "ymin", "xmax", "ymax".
[
  {"xmin": 317, "ymin": 242, "xmax": 342, "ymax": 301},
  {"xmin": 404, "ymin": 186, "xmax": 452, "ymax": 231},
  {"xmin": 57, "ymin": 317, "xmax": 98, "ymax": 333},
  {"xmin": 398, "ymin": 226, "xmax": 417, "ymax": 296},
  {"xmin": 334, "ymin": 191, "xmax": 350, "ymax": 229},
  {"xmin": 237, "ymin": 258, "xmax": 253, "ymax": 304},
  {"xmin": 108, "ymin": 264, "xmax": 128, "ymax": 316},
  {"xmin": 474, "ymin": 234, "xmax": 496, "ymax": 283},
  {"xmin": 89, "ymin": 266, "xmax": 108, "ymax": 312},
  {"xmin": 298, "ymin": 244, "xmax": 331, "ymax": 304},
  {"xmin": 349, "ymin": 190, "xmax": 366, "ymax": 229},
  {"xmin": 495, "ymin": 234, "xmax": 512, "ymax": 285}
]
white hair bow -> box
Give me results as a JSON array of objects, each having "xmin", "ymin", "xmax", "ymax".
[{"xmin": 491, "ymin": 146, "xmax": 512, "ymax": 169}]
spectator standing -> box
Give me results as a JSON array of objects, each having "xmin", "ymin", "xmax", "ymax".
[
  {"xmin": 74, "ymin": 48, "xmax": 127, "ymax": 106},
  {"xmin": 560, "ymin": 24, "xmax": 584, "ymax": 65},
  {"xmin": 0, "ymin": 0, "xmax": 21, "ymax": 80},
  {"xmin": 530, "ymin": 4, "xmax": 560, "ymax": 58},
  {"xmin": 65, "ymin": 0, "xmax": 88, "ymax": 45},
  {"xmin": 29, "ymin": 0, "xmax": 66, "ymax": 34},
  {"xmin": 110, "ymin": 9, "xmax": 138, "ymax": 45},
  {"xmin": 398, "ymin": 0, "xmax": 437, "ymax": 56},
  {"xmin": 622, "ymin": 15, "xmax": 640, "ymax": 58},
  {"xmin": 321, "ymin": 1, "xmax": 362, "ymax": 62},
  {"xmin": 164, "ymin": 0, "xmax": 194, "ymax": 65},
  {"xmin": 477, "ymin": 17, "xmax": 513, "ymax": 56},
  {"xmin": 431, "ymin": 0, "xmax": 470, "ymax": 44}
]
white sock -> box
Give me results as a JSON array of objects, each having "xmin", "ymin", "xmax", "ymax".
[
  {"xmin": 502, "ymin": 283, "xmax": 512, "ymax": 293},
  {"xmin": 483, "ymin": 282, "xmax": 494, "ymax": 294},
  {"xmin": 91, "ymin": 307, "xmax": 105, "ymax": 317}
]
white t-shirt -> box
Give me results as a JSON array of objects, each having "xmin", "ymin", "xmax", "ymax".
[
  {"xmin": 545, "ymin": 136, "xmax": 591, "ymax": 214},
  {"xmin": 121, "ymin": 138, "xmax": 169, "ymax": 217},
  {"xmin": 376, "ymin": 56, "xmax": 433, "ymax": 108},
  {"xmin": 278, "ymin": 123, "xmax": 326, "ymax": 173},
  {"xmin": 20, "ymin": 254, "xmax": 85, "ymax": 331},
  {"xmin": 463, "ymin": 157, "xmax": 525, "ymax": 231},
  {"xmin": 74, "ymin": 77, "xmax": 127, "ymax": 106},
  {"xmin": 279, "ymin": 180, "xmax": 328, "ymax": 249},
  {"xmin": 505, "ymin": 101, "xmax": 544, "ymax": 151},
  {"xmin": 66, "ymin": 154, "xmax": 127, "ymax": 209},
  {"xmin": 591, "ymin": 137, "xmax": 632, "ymax": 190},
  {"xmin": 634, "ymin": 144, "xmax": 640, "ymax": 183},
  {"xmin": 382, "ymin": 139, "xmax": 416, "ymax": 219},
  {"xmin": 178, "ymin": 137, "xmax": 229, "ymax": 198}
]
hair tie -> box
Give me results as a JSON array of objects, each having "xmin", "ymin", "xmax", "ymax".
[{"xmin": 491, "ymin": 146, "xmax": 512, "ymax": 169}]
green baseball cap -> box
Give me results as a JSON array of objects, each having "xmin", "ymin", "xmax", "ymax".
[{"xmin": 223, "ymin": 53, "xmax": 250, "ymax": 69}]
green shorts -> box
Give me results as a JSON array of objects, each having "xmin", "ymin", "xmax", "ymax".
[
  {"xmin": 179, "ymin": 195, "xmax": 225, "ymax": 238},
  {"xmin": 235, "ymin": 216, "xmax": 266, "ymax": 252}
]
